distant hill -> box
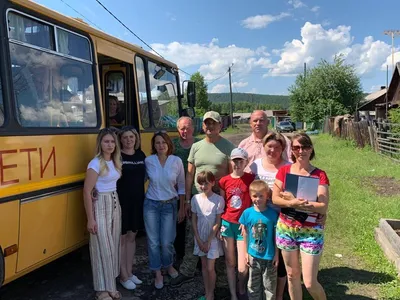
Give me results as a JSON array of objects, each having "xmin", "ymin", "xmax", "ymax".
[{"xmin": 208, "ymin": 93, "xmax": 290, "ymax": 109}]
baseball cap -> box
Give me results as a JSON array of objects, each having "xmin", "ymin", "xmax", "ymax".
[
  {"xmin": 230, "ymin": 148, "xmax": 249, "ymax": 160},
  {"xmin": 203, "ymin": 111, "xmax": 221, "ymax": 123}
]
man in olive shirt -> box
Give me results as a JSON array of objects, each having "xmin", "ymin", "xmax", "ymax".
[
  {"xmin": 172, "ymin": 117, "xmax": 200, "ymax": 260},
  {"xmin": 172, "ymin": 111, "xmax": 235, "ymax": 287}
]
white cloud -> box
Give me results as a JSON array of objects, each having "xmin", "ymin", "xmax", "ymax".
[
  {"xmin": 247, "ymin": 88, "xmax": 258, "ymax": 94},
  {"xmin": 268, "ymin": 22, "xmax": 352, "ymax": 76},
  {"xmin": 255, "ymin": 46, "xmax": 270, "ymax": 56},
  {"xmin": 322, "ymin": 20, "xmax": 331, "ymax": 27},
  {"xmin": 267, "ymin": 22, "xmax": 392, "ymax": 77},
  {"xmin": 209, "ymin": 84, "xmax": 227, "ymax": 93},
  {"xmin": 152, "ymin": 22, "xmax": 392, "ymax": 89},
  {"xmin": 166, "ymin": 12, "xmax": 177, "ymax": 21},
  {"xmin": 381, "ymin": 51, "xmax": 400, "ymax": 70},
  {"xmin": 210, "ymin": 38, "xmax": 219, "ymax": 45},
  {"xmin": 151, "ymin": 39, "xmax": 270, "ymax": 80},
  {"xmin": 311, "ymin": 6, "xmax": 320, "ymax": 13},
  {"xmin": 369, "ymin": 85, "xmax": 386, "ymax": 93},
  {"xmin": 241, "ymin": 13, "xmax": 290, "ymax": 29},
  {"xmin": 343, "ymin": 36, "xmax": 391, "ymax": 75},
  {"xmin": 232, "ymin": 81, "xmax": 249, "ymax": 88},
  {"xmin": 288, "ymin": 0, "xmax": 306, "ymax": 9}
]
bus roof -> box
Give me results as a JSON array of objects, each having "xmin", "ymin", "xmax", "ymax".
[{"xmin": 11, "ymin": 0, "xmax": 178, "ymax": 68}]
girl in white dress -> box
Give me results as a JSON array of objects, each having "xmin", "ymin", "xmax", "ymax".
[{"xmin": 191, "ymin": 171, "xmax": 225, "ymax": 300}]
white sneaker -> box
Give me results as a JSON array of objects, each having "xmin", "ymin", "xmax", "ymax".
[
  {"xmin": 120, "ymin": 279, "xmax": 136, "ymax": 290},
  {"xmin": 129, "ymin": 274, "xmax": 143, "ymax": 284}
]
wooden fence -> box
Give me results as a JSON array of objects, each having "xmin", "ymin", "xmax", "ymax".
[{"xmin": 323, "ymin": 117, "xmax": 400, "ymax": 162}]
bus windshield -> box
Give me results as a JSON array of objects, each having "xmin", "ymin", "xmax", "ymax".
[{"xmin": 148, "ymin": 62, "xmax": 178, "ymax": 128}]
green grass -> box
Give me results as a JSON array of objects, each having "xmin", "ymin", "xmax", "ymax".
[
  {"xmin": 310, "ymin": 134, "xmax": 400, "ymax": 299},
  {"xmin": 223, "ymin": 123, "xmax": 251, "ymax": 134},
  {"xmin": 196, "ymin": 124, "xmax": 251, "ymax": 139}
]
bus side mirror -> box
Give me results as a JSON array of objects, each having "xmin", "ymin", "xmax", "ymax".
[
  {"xmin": 182, "ymin": 107, "xmax": 195, "ymax": 118},
  {"xmin": 186, "ymin": 81, "xmax": 196, "ymax": 108}
]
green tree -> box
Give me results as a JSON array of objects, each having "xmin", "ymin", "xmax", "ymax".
[
  {"xmin": 388, "ymin": 107, "xmax": 400, "ymax": 133},
  {"xmin": 288, "ymin": 56, "xmax": 363, "ymax": 124},
  {"xmin": 191, "ymin": 72, "xmax": 211, "ymax": 115}
]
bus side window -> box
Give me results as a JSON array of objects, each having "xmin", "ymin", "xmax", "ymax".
[
  {"xmin": 8, "ymin": 12, "xmax": 54, "ymax": 50},
  {"xmin": 135, "ymin": 56, "xmax": 150, "ymax": 129},
  {"xmin": 7, "ymin": 11, "xmax": 97, "ymax": 128}
]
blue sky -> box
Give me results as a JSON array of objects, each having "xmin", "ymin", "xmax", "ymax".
[{"xmin": 34, "ymin": 0, "xmax": 400, "ymax": 95}]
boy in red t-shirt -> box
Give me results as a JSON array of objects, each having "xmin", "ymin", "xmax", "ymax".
[{"xmin": 219, "ymin": 148, "xmax": 255, "ymax": 299}]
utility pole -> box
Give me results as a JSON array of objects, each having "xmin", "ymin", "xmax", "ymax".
[
  {"xmin": 228, "ymin": 63, "xmax": 234, "ymax": 128},
  {"xmin": 386, "ymin": 65, "xmax": 389, "ymax": 118},
  {"xmin": 384, "ymin": 30, "xmax": 400, "ymax": 72}
]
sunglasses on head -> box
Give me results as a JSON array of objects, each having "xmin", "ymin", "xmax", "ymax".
[{"xmin": 291, "ymin": 145, "xmax": 312, "ymax": 152}]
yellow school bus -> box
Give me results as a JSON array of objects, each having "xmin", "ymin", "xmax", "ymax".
[{"xmin": 0, "ymin": 0, "xmax": 196, "ymax": 287}]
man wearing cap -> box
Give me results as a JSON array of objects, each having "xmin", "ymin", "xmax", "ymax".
[
  {"xmin": 172, "ymin": 116, "xmax": 201, "ymax": 260},
  {"xmin": 239, "ymin": 110, "xmax": 292, "ymax": 172},
  {"xmin": 171, "ymin": 111, "xmax": 235, "ymax": 287}
]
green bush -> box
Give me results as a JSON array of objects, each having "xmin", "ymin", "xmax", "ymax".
[{"xmin": 388, "ymin": 108, "xmax": 400, "ymax": 133}]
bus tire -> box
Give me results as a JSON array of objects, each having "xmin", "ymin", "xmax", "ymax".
[{"xmin": 0, "ymin": 246, "xmax": 4, "ymax": 288}]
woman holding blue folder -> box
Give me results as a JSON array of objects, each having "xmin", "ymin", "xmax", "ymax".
[{"xmin": 272, "ymin": 133, "xmax": 330, "ymax": 300}]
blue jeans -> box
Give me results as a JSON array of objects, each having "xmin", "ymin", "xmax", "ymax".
[{"xmin": 144, "ymin": 198, "xmax": 177, "ymax": 270}]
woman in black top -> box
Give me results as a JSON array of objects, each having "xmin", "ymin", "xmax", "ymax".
[{"xmin": 117, "ymin": 126, "xmax": 146, "ymax": 290}]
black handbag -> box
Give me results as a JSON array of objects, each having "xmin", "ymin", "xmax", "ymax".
[{"xmin": 281, "ymin": 208, "xmax": 308, "ymax": 223}]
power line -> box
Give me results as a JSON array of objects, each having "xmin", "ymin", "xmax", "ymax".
[
  {"xmin": 178, "ymin": 69, "xmax": 193, "ymax": 77},
  {"xmin": 94, "ymin": 0, "xmax": 164, "ymax": 57},
  {"xmin": 59, "ymin": 0, "xmax": 103, "ymax": 31},
  {"xmin": 206, "ymin": 70, "xmax": 229, "ymax": 86},
  {"xmin": 94, "ymin": 0, "xmax": 192, "ymax": 77}
]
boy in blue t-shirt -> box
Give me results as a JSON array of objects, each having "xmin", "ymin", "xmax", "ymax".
[{"xmin": 239, "ymin": 180, "xmax": 279, "ymax": 300}]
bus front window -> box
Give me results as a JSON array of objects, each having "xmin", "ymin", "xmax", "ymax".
[{"xmin": 148, "ymin": 61, "xmax": 178, "ymax": 129}]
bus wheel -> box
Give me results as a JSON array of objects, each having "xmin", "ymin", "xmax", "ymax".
[{"xmin": 0, "ymin": 246, "xmax": 4, "ymax": 288}]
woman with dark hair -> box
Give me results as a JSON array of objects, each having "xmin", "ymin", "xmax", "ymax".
[
  {"xmin": 117, "ymin": 126, "xmax": 146, "ymax": 290},
  {"xmin": 249, "ymin": 132, "xmax": 289, "ymax": 300},
  {"xmin": 109, "ymin": 96, "xmax": 125, "ymax": 126},
  {"xmin": 272, "ymin": 133, "xmax": 329, "ymax": 300},
  {"xmin": 144, "ymin": 132, "xmax": 186, "ymax": 289},
  {"xmin": 83, "ymin": 128, "xmax": 122, "ymax": 300}
]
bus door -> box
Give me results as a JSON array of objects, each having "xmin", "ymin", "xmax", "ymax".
[{"xmin": 101, "ymin": 64, "xmax": 138, "ymax": 130}]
